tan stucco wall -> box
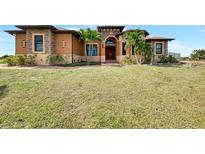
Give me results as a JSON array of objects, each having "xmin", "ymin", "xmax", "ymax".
[
  {"xmin": 151, "ymin": 40, "xmax": 168, "ymax": 62},
  {"xmin": 82, "ymin": 56, "xmax": 101, "ymax": 62},
  {"xmin": 72, "ymin": 35, "xmax": 83, "ymax": 56},
  {"xmin": 16, "ymin": 33, "xmax": 27, "ymax": 54},
  {"xmin": 54, "ymin": 33, "xmax": 72, "ymax": 54}
]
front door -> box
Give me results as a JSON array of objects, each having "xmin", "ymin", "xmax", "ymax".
[{"xmin": 105, "ymin": 46, "xmax": 116, "ymax": 60}]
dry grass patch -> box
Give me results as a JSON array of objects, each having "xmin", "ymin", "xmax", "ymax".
[{"xmin": 0, "ymin": 65, "xmax": 205, "ymax": 128}]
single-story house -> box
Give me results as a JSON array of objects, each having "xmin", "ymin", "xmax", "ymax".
[{"xmin": 5, "ymin": 25, "xmax": 174, "ymax": 65}]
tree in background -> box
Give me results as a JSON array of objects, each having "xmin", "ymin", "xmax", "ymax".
[{"xmin": 191, "ymin": 49, "xmax": 205, "ymax": 60}]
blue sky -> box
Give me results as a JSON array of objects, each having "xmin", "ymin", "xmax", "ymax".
[{"xmin": 1, "ymin": 25, "xmax": 205, "ymax": 57}]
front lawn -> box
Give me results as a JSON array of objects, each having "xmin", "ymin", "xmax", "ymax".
[{"xmin": 0, "ymin": 65, "xmax": 205, "ymax": 128}]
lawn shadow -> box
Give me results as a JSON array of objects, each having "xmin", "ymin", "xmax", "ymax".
[{"xmin": 0, "ymin": 85, "xmax": 8, "ymax": 97}]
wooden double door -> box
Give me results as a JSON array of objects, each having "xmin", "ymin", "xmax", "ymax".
[{"xmin": 105, "ymin": 46, "xmax": 116, "ymax": 60}]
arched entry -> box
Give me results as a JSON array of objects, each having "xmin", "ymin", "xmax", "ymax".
[{"xmin": 105, "ymin": 37, "xmax": 117, "ymax": 61}]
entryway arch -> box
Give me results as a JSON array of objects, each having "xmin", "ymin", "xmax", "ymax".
[{"xmin": 105, "ymin": 36, "xmax": 118, "ymax": 61}]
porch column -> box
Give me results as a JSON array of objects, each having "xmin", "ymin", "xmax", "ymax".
[{"xmin": 101, "ymin": 42, "xmax": 105, "ymax": 63}]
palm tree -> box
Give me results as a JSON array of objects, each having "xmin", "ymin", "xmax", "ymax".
[
  {"xmin": 124, "ymin": 30, "xmax": 144, "ymax": 64},
  {"xmin": 79, "ymin": 28, "xmax": 101, "ymax": 61},
  {"xmin": 124, "ymin": 30, "xmax": 153, "ymax": 64},
  {"xmin": 140, "ymin": 41, "xmax": 153, "ymax": 64}
]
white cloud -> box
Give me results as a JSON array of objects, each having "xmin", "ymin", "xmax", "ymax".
[
  {"xmin": 62, "ymin": 27, "xmax": 80, "ymax": 31},
  {"xmin": 168, "ymin": 41, "xmax": 193, "ymax": 57}
]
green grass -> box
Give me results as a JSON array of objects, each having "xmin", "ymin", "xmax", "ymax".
[
  {"xmin": 0, "ymin": 64, "xmax": 205, "ymax": 128},
  {"xmin": 64, "ymin": 61, "xmax": 101, "ymax": 67}
]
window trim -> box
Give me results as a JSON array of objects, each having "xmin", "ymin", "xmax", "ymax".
[
  {"xmin": 85, "ymin": 43, "xmax": 99, "ymax": 56},
  {"xmin": 32, "ymin": 33, "xmax": 45, "ymax": 53},
  {"xmin": 155, "ymin": 42, "xmax": 164, "ymax": 55}
]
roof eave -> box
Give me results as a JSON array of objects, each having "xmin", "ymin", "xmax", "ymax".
[
  {"xmin": 4, "ymin": 30, "xmax": 26, "ymax": 36},
  {"xmin": 146, "ymin": 38, "xmax": 175, "ymax": 41},
  {"xmin": 16, "ymin": 25, "xmax": 58, "ymax": 30}
]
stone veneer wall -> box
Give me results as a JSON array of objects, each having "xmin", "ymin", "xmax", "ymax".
[{"xmin": 26, "ymin": 29, "xmax": 55, "ymax": 53}]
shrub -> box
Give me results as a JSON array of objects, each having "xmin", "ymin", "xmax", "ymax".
[
  {"xmin": 24, "ymin": 55, "xmax": 36, "ymax": 66},
  {"xmin": 168, "ymin": 55, "xmax": 178, "ymax": 63},
  {"xmin": 180, "ymin": 57, "xmax": 191, "ymax": 61},
  {"xmin": 47, "ymin": 54, "xmax": 65, "ymax": 65},
  {"xmin": 17, "ymin": 55, "xmax": 26, "ymax": 65},
  {"xmin": 122, "ymin": 56, "xmax": 135, "ymax": 65},
  {"xmin": 5, "ymin": 56, "xmax": 18, "ymax": 66},
  {"xmin": 158, "ymin": 55, "xmax": 179, "ymax": 64},
  {"xmin": 158, "ymin": 55, "xmax": 169, "ymax": 63},
  {"xmin": 5, "ymin": 55, "xmax": 36, "ymax": 66}
]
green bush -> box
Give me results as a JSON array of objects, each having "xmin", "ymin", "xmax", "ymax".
[
  {"xmin": 122, "ymin": 56, "xmax": 135, "ymax": 65},
  {"xmin": 5, "ymin": 55, "xmax": 36, "ymax": 66},
  {"xmin": 47, "ymin": 54, "xmax": 65, "ymax": 65},
  {"xmin": 158, "ymin": 55, "xmax": 179, "ymax": 64},
  {"xmin": 17, "ymin": 55, "xmax": 26, "ymax": 65},
  {"xmin": 169, "ymin": 55, "xmax": 178, "ymax": 63},
  {"xmin": 180, "ymin": 57, "xmax": 191, "ymax": 61},
  {"xmin": 5, "ymin": 56, "xmax": 18, "ymax": 66},
  {"xmin": 24, "ymin": 55, "xmax": 36, "ymax": 66},
  {"xmin": 158, "ymin": 55, "xmax": 169, "ymax": 63}
]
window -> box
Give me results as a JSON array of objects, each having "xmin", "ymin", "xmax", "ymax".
[
  {"xmin": 34, "ymin": 35, "xmax": 44, "ymax": 52},
  {"xmin": 156, "ymin": 43, "xmax": 162, "ymax": 54},
  {"xmin": 122, "ymin": 42, "xmax": 126, "ymax": 55},
  {"xmin": 86, "ymin": 44, "xmax": 98, "ymax": 56},
  {"xmin": 106, "ymin": 40, "xmax": 115, "ymax": 45}
]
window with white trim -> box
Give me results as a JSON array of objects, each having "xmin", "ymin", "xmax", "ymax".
[{"xmin": 86, "ymin": 44, "xmax": 98, "ymax": 56}]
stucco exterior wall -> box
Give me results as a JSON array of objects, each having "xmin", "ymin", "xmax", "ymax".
[
  {"xmin": 16, "ymin": 33, "xmax": 27, "ymax": 54},
  {"xmin": 54, "ymin": 33, "xmax": 72, "ymax": 54},
  {"xmin": 72, "ymin": 35, "xmax": 84, "ymax": 62},
  {"xmin": 151, "ymin": 40, "xmax": 168, "ymax": 62},
  {"xmin": 72, "ymin": 35, "xmax": 83, "ymax": 56}
]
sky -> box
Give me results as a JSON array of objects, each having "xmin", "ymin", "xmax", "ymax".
[{"xmin": 1, "ymin": 25, "xmax": 205, "ymax": 57}]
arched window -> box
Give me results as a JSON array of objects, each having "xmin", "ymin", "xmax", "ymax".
[{"xmin": 105, "ymin": 39, "xmax": 116, "ymax": 45}]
